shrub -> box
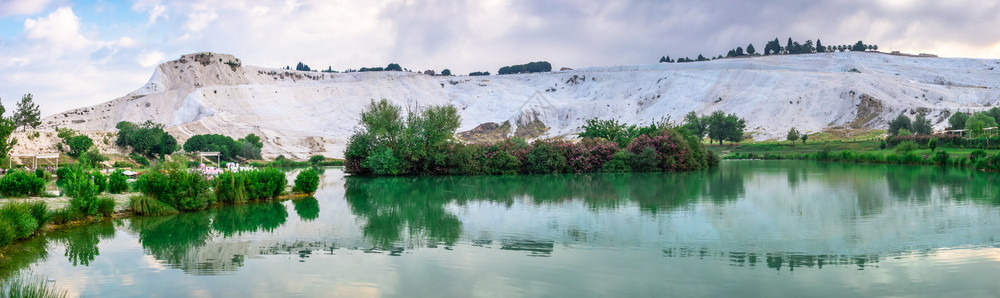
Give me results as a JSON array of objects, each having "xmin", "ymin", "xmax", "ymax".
[
  {"xmin": 128, "ymin": 195, "xmax": 179, "ymax": 216},
  {"xmin": 894, "ymin": 140, "xmax": 918, "ymax": 155},
  {"xmin": 129, "ymin": 153, "xmax": 150, "ymax": 167},
  {"xmin": 27, "ymin": 201, "xmax": 50, "ymax": 227},
  {"xmin": 526, "ymin": 140, "xmax": 567, "ymax": 174},
  {"xmin": 108, "ymin": 170, "xmax": 128, "ymax": 194},
  {"xmin": 133, "ymin": 163, "xmax": 212, "ymax": 211},
  {"xmin": 245, "ymin": 168, "xmax": 288, "ymax": 200},
  {"xmin": 934, "ymin": 151, "xmax": 949, "ymax": 165},
  {"xmin": 294, "ymin": 168, "xmax": 320, "ymax": 194},
  {"xmin": 214, "ymin": 171, "xmax": 249, "ymax": 203},
  {"xmin": 91, "ymin": 170, "xmax": 108, "ymax": 193},
  {"xmin": 309, "ymin": 155, "xmax": 326, "ymax": 166},
  {"xmin": 0, "ymin": 202, "xmax": 40, "ymax": 241},
  {"xmin": 48, "ymin": 207, "xmax": 82, "ymax": 225},
  {"xmin": 55, "ymin": 167, "xmax": 71, "ymax": 179},
  {"xmin": 96, "ymin": 197, "xmax": 116, "ymax": 217},
  {"xmin": 113, "ymin": 161, "xmax": 134, "ymax": 168},
  {"xmin": 0, "ymin": 169, "xmax": 46, "ymax": 197},
  {"xmin": 481, "ymin": 149, "xmax": 521, "ymax": 175},
  {"xmin": 630, "ymin": 147, "xmax": 662, "ymax": 172},
  {"xmin": 362, "ymin": 146, "xmax": 407, "ymax": 175},
  {"xmin": 600, "ymin": 150, "xmax": 631, "ymax": 172},
  {"xmin": 65, "ymin": 168, "xmax": 98, "ymax": 215},
  {"xmin": 970, "ymin": 149, "xmax": 987, "ymax": 161}
]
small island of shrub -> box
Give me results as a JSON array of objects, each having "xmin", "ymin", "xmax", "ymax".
[{"xmin": 344, "ymin": 99, "xmax": 718, "ymax": 176}]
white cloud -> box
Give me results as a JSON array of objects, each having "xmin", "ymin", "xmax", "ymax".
[
  {"xmin": 118, "ymin": 37, "xmax": 138, "ymax": 47},
  {"xmin": 0, "ymin": 0, "xmax": 53, "ymax": 17},
  {"xmin": 185, "ymin": 11, "xmax": 218, "ymax": 32},
  {"xmin": 23, "ymin": 6, "xmax": 91, "ymax": 50},
  {"xmin": 137, "ymin": 51, "xmax": 165, "ymax": 67}
]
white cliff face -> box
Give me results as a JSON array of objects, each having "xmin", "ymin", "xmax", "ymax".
[{"xmin": 39, "ymin": 51, "xmax": 1000, "ymax": 159}]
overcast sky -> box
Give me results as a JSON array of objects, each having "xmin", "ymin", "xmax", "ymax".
[{"xmin": 1, "ymin": 0, "xmax": 999, "ymax": 117}]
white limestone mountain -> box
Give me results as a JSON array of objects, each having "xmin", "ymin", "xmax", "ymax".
[{"xmin": 37, "ymin": 52, "xmax": 1000, "ymax": 159}]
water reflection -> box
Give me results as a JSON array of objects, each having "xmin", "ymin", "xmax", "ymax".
[
  {"xmin": 49, "ymin": 220, "xmax": 115, "ymax": 266},
  {"xmin": 292, "ymin": 197, "xmax": 320, "ymax": 221}
]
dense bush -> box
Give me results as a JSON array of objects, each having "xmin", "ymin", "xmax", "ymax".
[
  {"xmin": 184, "ymin": 133, "xmax": 262, "ymax": 161},
  {"xmin": 215, "ymin": 168, "xmax": 287, "ymax": 203},
  {"xmin": 91, "ymin": 170, "xmax": 108, "ymax": 193},
  {"xmin": 0, "ymin": 169, "xmax": 46, "ymax": 197},
  {"xmin": 498, "ymin": 61, "xmax": 552, "ymax": 75},
  {"xmin": 108, "ymin": 170, "xmax": 128, "ymax": 194},
  {"xmin": 65, "ymin": 167, "xmax": 98, "ymax": 215},
  {"xmin": 345, "ymin": 100, "xmax": 717, "ymax": 176},
  {"xmin": 134, "ymin": 163, "xmax": 212, "ymax": 211},
  {"xmin": 96, "ymin": 197, "xmax": 116, "ymax": 217},
  {"xmin": 0, "ymin": 202, "xmax": 44, "ymax": 245},
  {"xmin": 214, "ymin": 171, "xmax": 249, "ymax": 203},
  {"xmin": 128, "ymin": 195, "xmax": 178, "ymax": 216},
  {"xmin": 294, "ymin": 168, "xmax": 320, "ymax": 194},
  {"xmin": 116, "ymin": 121, "xmax": 178, "ymax": 158}
]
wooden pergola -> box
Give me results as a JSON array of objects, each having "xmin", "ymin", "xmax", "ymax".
[
  {"xmin": 196, "ymin": 151, "xmax": 221, "ymax": 166},
  {"xmin": 8, "ymin": 153, "xmax": 60, "ymax": 170}
]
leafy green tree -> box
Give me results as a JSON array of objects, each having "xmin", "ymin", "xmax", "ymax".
[
  {"xmin": 682, "ymin": 111, "xmax": 707, "ymax": 139},
  {"xmin": 309, "ymin": 155, "xmax": 325, "ymax": 166},
  {"xmin": 13, "ymin": 93, "xmax": 41, "ymax": 131},
  {"xmin": 441, "ymin": 69, "xmax": 452, "ymax": 76},
  {"xmin": 116, "ymin": 121, "xmax": 177, "ymax": 159},
  {"xmin": 184, "ymin": 134, "xmax": 241, "ymax": 161},
  {"xmin": 887, "ymin": 114, "xmax": 912, "ymax": 136},
  {"xmin": 746, "ymin": 43, "xmax": 756, "ymax": 55},
  {"xmin": 800, "ymin": 133, "xmax": 808, "ymax": 144},
  {"xmin": 786, "ymin": 127, "xmax": 800, "ymax": 143},
  {"xmin": 966, "ymin": 112, "xmax": 997, "ymax": 137},
  {"xmin": 295, "ymin": 62, "xmax": 311, "ymax": 71},
  {"xmin": 816, "ymin": 39, "xmax": 825, "ymax": 53},
  {"xmin": 707, "ymin": 111, "xmax": 746, "ymax": 145},
  {"xmin": 948, "ymin": 112, "xmax": 969, "ymax": 130},
  {"xmin": 66, "ymin": 135, "xmax": 93, "ymax": 157},
  {"xmin": 0, "ymin": 98, "xmax": 17, "ymax": 162},
  {"xmin": 385, "ymin": 63, "xmax": 403, "ymax": 71},
  {"xmin": 985, "ymin": 107, "xmax": 1000, "ymax": 124},
  {"xmin": 659, "ymin": 56, "xmax": 668, "ymax": 63},
  {"xmin": 928, "ymin": 137, "xmax": 938, "ymax": 152},
  {"xmin": 723, "ymin": 114, "xmax": 746, "ymax": 144},
  {"xmin": 913, "ymin": 114, "xmax": 933, "ymax": 135}
]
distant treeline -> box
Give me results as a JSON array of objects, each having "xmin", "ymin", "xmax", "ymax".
[
  {"xmin": 498, "ymin": 61, "xmax": 552, "ymax": 75},
  {"xmin": 659, "ymin": 37, "xmax": 880, "ymax": 63}
]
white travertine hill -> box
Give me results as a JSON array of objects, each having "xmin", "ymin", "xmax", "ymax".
[{"xmin": 39, "ymin": 52, "xmax": 1000, "ymax": 159}]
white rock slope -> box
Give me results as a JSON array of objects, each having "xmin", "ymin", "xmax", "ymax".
[{"xmin": 41, "ymin": 52, "xmax": 1000, "ymax": 159}]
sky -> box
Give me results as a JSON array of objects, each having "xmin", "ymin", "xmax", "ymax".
[{"xmin": 1, "ymin": 0, "xmax": 999, "ymax": 117}]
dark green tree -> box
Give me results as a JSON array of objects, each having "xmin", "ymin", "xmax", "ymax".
[
  {"xmin": 13, "ymin": 93, "xmax": 41, "ymax": 131},
  {"xmin": 913, "ymin": 114, "xmax": 933, "ymax": 135},
  {"xmin": 115, "ymin": 121, "xmax": 177, "ymax": 158},
  {"xmin": 816, "ymin": 39, "xmax": 825, "ymax": 53},
  {"xmin": 887, "ymin": 114, "xmax": 912, "ymax": 136},
  {"xmin": 441, "ymin": 69, "xmax": 452, "ymax": 76},
  {"xmin": 947, "ymin": 112, "xmax": 969, "ymax": 130},
  {"xmin": 295, "ymin": 62, "xmax": 311, "ymax": 71},
  {"xmin": 746, "ymin": 43, "xmax": 756, "ymax": 55},
  {"xmin": 682, "ymin": 111, "xmax": 707, "ymax": 139},
  {"xmin": 660, "ymin": 56, "xmax": 668, "ymax": 63},
  {"xmin": 0, "ymin": 97, "xmax": 16, "ymax": 161},
  {"xmin": 386, "ymin": 63, "xmax": 403, "ymax": 71},
  {"xmin": 786, "ymin": 127, "xmax": 800, "ymax": 143},
  {"xmin": 852, "ymin": 41, "xmax": 867, "ymax": 51},
  {"xmin": 707, "ymin": 111, "xmax": 745, "ymax": 145},
  {"xmin": 735, "ymin": 47, "xmax": 744, "ymax": 56},
  {"xmin": 66, "ymin": 135, "xmax": 94, "ymax": 157}
]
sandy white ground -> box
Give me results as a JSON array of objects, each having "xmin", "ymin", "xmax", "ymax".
[{"xmin": 33, "ymin": 52, "xmax": 1000, "ymax": 159}]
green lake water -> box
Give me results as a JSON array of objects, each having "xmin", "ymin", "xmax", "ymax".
[{"xmin": 2, "ymin": 160, "xmax": 1000, "ymax": 297}]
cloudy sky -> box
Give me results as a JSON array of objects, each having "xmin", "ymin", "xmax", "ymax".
[{"xmin": 1, "ymin": 0, "xmax": 999, "ymax": 117}]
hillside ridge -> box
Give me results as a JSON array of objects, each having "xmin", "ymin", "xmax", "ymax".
[{"xmin": 35, "ymin": 51, "xmax": 1000, "ymax": 159}]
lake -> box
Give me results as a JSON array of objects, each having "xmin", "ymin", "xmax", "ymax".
[{"xmin": 2, "ymin": 160, "xmax": 1000, "ymax": 297}]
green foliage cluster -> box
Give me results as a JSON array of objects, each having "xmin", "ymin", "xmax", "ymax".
[
  {"xmin": 293, "ymin": 168, "xmax": 320, "ymax": 194},
  {"xmin": 213, "ymin": 168, "xmax": 286, "ymax": 203},
  {"xmin": 345, "ymin": 99, "xmax": 461, "ymax": 175},
  {"xmin": 0, "ymin": 97, "xmax": 19, "ymax": 162},
  {"xmin": 469, "ymin": 71, "xmax": 490, "ymax": 76},
  {"xmin": 579, "ymin": 118, "xmax": 664, "ymax": 148},
  {"xmin": 888, "ymin": 114, "xmax": 933, "ymax": 136},
  {"xmin": 116, "ymin": 121, "xmax": 178, "ymax": 159},
  {"xmin": 134, "ymin": 162, "xmax": 213, "ymax": 211},
  {"xmin": 498, "ymin": 61, "xmax": 552, "ymax": 75},
  {"xmin": 661, "ymin": 38, "xmax": 877, "ymax": 64},
  {"xmin": 128, "ymin": 195, "xmax": 178, "ymax": 216},
  {"xmin": 108, "ymin": 170, "xmax": 129, "ymax": 194},
  {"xmin": 345, "ymin": 101, "xmax": 718, "ymax": 176},
  {"xmin": 183, "ymin": 133, "xmax": 263, "ymax": 161},
  {"xmin": 683, "ymin": 111, "xmax": 746, "ymax": 145},
  {"xmin": 65, "ymin": 167, "xmax": 99, "ymax": 215},
  {"xmin": 0, "ymin": 202, "xmax": 49, "ymax": 248},
  {"xmin": 0, "ymin": 169, "xmax": 46, "ymax": 197},
  {"xmin": 96, "ymin": 197, "xmax": 116, "ymax": 217}
]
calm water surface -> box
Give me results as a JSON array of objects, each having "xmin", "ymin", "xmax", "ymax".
[{"xmin": 3, "ymin": 161, "xmax": 1000, "ymax": 297}]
